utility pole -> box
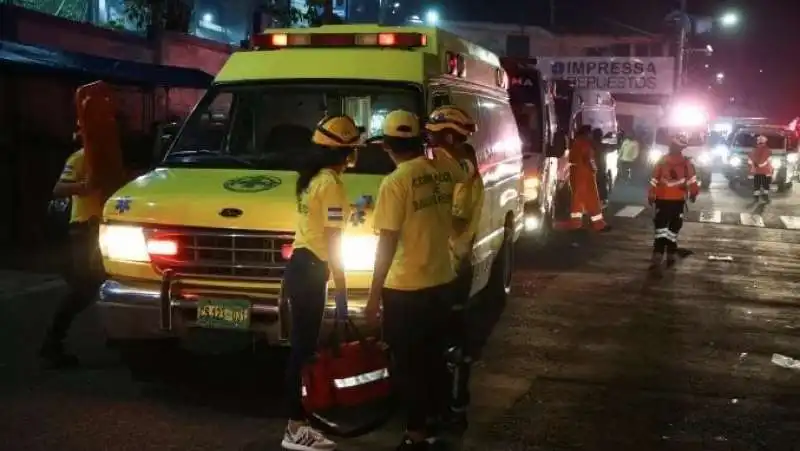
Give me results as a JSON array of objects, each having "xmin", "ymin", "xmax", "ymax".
[{"xmin": 675, "ymin": 0, "xmax": 687, "ymax": 92}]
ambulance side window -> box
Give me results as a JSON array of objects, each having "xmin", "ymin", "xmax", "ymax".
[{"xmin": 450, "ymin": 92, "xmax": 487, "ymax": 163}]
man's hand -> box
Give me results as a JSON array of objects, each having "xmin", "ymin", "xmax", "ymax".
[{"xmin": 364, "ymin": 290, "xmax": 382, "ymax": 327}]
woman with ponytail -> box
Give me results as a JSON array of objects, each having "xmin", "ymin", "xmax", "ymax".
[{"xmin": 280, "ymin": 115, "xmax": 361, "ymax": 451}]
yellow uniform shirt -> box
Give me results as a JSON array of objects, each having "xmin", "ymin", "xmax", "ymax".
[
  {"xmin": 59, "ymin": 149, "xmax": 104, "ymax": 223},
  {"xmin": 373, "ymin": 155, "xmax": 466, "ymax": 290},
  {"xmin": 451, "ymin": 174, "xmax": 485, "ymax": 265},
  {"xmin": 292, "ymin": 168, "xmax": 349, "ymax": 262}
]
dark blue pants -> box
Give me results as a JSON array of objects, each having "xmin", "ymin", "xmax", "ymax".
[
  {"xmin": 282, "ymin": 248, "xmax": 328, "ymax": 421},
  {"xmin": 383, "ymin": 283, "xmax": 451, "ymax": 432}
]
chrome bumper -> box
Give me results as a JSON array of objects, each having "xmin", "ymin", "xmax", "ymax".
[{"xmin": 97, "ymin": 275, "xmax": 368, "ymax": 344}]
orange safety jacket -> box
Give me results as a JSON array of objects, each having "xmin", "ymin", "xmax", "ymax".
[
  {"xmin": 748, "ymin": 145, "xmax": 773, "ymax": 176},
  {"xmin": 648, "ymin": 154, "xmax": 699, "ymax": 201},
  {"xmin": 568, "ymin": 136, "xmax": 596, "ymax": 174}
]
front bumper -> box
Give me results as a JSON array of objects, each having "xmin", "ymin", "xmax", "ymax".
[
  {"xmin": 724, "ymin": 165, "xmax": 788, "ymax": 184},
  {"xmin": 97, "ymin": 273, "xmax": 369, "ymax": 345}
]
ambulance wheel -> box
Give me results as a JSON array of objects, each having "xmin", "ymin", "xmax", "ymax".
[{"xmin": 487, "ymin": 217, "xmax": 514, "ymax": 301}]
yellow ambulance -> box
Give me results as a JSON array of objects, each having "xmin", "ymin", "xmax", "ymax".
[{"xmin": 97, "ymin": 24, "xmax": 524, "ymax": 356}]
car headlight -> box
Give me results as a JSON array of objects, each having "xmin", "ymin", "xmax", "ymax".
[
  {"xmin": 728, "ymin": 155, "xmax": 742, "ymax": 166},
  {"xmin": 788, "ymin": 153, "xmax": 798, "ymax": 163},
  {"xmin": 771, "ymin": 156, "xmax": 783, "ymax": 168},
  {"xmin": 99, "ymin": 224, "xmax": 178, "ymax": 262},
  {"xmin": 697, "ymin": 153, "xmax": 711, "ymax": 166},
  {"xmin": 341, "ymin": 235, "xmax": 378, "ymax": 271},
  {"xmin": 713, "ymin": 144, "xmax": 729, "ymax": 158},
  {"xmin": 605, "ymin": 151, "xmax": 618, "ymax": 170},
  {"xmin": 648, "ymin": 149, "xmax": 664, "ymax": 164}
]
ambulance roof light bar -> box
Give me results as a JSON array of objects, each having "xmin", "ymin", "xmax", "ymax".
[{"xmin": 251, "ymin": 32, "xmax": 427, "ymax": 50}]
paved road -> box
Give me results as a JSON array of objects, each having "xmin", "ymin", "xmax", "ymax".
[{"xmin": 1, "ymin": 173, "xmax": 798, "ymax": 450}]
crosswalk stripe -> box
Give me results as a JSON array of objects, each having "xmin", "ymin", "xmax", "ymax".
[
  {"xmin": 614, "ymin": 205, "xmax": 645, "ymax": 218},
  {"xmin": 739, "ymin": 213, "xmax": 765, "ymax": 227},
  {"xmin": 780, "ymin": 216, "xmax": 800, "ymax": 229},
  {"xmin": 698, "ymin": 210, "xmax": 722, "ymax": 223}
]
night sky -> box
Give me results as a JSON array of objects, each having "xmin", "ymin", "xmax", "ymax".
[{"xmin": 409, "ymin": 0, "xmax": 799, "ymax": 121}]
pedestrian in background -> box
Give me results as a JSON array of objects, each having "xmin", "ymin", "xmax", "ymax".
[
  {"xmin": 591, "ymin": 128, "xmax": 609, "ymax": 203},
  {"xmin": 366, "ymin": 109, "xmax": 465, "ymax": 450},
  {"xmin": 280, "ymin": 115, "xmax": 360, "ymax": 451},
  {"xmin": 618, "ymin": 132, "xmax": 640, "ymax": 183},
  {"xmin": 425, "ymin": 105, "xmax": 484, "ymax": 429},
  {"xmin": 566, "ymin": 125, "xmax": 611, "ymax": 232},
  {"xmin": 647, "ymin": 132, "xmax": 699, "ymax": 271},
  {"xmin": 40, "ymin": 129, "xmax": 105, "ymax": 368}
]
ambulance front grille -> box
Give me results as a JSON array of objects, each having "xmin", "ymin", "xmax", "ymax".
[{"xmin": 147, "ymin": 228, "xmax": 294, "ymax": 281}]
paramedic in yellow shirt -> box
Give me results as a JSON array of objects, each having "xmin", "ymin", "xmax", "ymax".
[
  {"xmin": 365, "ymin": 110, "xmax": 466, "ymax": 450},
  {"xmin": 40, "ymin": 130, "xmax": 106, "ymax": 369},
  {"xmin": 425, "ymin": 105, "xmax": 485, "ymax": 428},
  {"xmin": 280, "ymin": 115, "xmax": 360, "ymax": 451}
]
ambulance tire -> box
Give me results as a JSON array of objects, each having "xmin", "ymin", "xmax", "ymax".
[{"xmin": 487, "ymin": 217, "xmax": 514, "ymax": 302}]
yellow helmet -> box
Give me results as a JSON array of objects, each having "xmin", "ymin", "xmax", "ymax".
[
  {"xmin": 383, "ymin": 110, "xmax": 421, "ymax": 138},
  {"xmin": 426, "ymin": 105, "xmax": 477, "ymax": 136},
  {"xmin": 312, "ymin": 115, "xmax": 362, "ymax": 148}
]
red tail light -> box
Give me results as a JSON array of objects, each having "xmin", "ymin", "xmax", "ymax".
[{"xmin": 147, "ymin": 239, "xmax": 178, "ymax": 256}]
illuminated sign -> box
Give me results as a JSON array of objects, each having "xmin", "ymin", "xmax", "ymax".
[{"xmin": 536, "ymin": 57, "xmax": 675, "ymax": 95}]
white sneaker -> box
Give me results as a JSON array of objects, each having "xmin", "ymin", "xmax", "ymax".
[{"xmin": 281, "ymin": 425, "xmax": 336, "ymax": 450}]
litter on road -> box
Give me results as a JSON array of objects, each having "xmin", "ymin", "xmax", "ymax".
[{"xmin": 771, "ymin": 353, "xmax": 800, "ymax": 371}]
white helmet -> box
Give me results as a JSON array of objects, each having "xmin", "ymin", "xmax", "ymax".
[{"xmin": 756, "ymin": 135, "xmax": 768, "ymax": 145}]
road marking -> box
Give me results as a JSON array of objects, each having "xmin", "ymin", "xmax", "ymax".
[
  {"xmin": 615, "ymin": 205, "xmax": 645, "ymax": 218},
  {"xmin": 739, "ymin": 213, "xmax": 765, "ymax": 227},
  {"xmin": 699, "ymin": 210, "xmax": 722, "ymax": 223},
  {"xmin": 780, "ymin": 216, "xmax": 800, "ymax": 229}
]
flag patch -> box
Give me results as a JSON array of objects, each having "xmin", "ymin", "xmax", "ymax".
[{"xmin": 327, "ymin": 207, "xmax": 344, "ymax": 221}]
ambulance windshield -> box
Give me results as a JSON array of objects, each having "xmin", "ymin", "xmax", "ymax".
[
  {"xmin": 163, "ymin": 81, "xmax": 422, "ymax": 174},
  {"xmin": 655, "ymin": 127, "xmax": 705, "ymax": 147},
  {"xmin": 733, "ymin": 131, "xmax": 786, "ymax": 150}
]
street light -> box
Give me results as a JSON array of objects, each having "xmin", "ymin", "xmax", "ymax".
[
  {"xmin": 720, "ymin": 12, "xmax": 739, "ymax": 28},
  {"xmin": 425, "ymin": 9, "xmax": 439, "ymax": 24},
  {"xmin": 716, "ymin": 72, "xmax": 725, "ymax": 84}
]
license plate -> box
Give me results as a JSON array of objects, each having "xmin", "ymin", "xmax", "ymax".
[{"xmin": 196, "ymin": 299, "xmax": 251, "ymax": 330}]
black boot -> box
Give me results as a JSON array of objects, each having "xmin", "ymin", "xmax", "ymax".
[
  {"xmin": 649, "ymin": 252, "xmax": 663, "ymax": 271},
  {"xmin": 39, "ymin": 337, "xmax": 79, "ymax": 369},
  {"xmin": 665, "ymin": 253, "xmax": 677, "ymax": 268},
  {"xmin": 762, "ymin": 194, "xmax": 771, "ymax": 204}
]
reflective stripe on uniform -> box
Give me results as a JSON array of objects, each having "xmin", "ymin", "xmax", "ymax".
[
  {"xmin": 570, "ymin": 212, "xmax": 583, "ymax": 219},
  {"xmin": 758, "ymin": 161, "xmax": 769, "ymax": 167},
  {"xmin": 687, "ymin": 176, "xmax": 697, "ymax": 184},
  {"xmin": 654, "ymin": 227, "xmax": 678, "ymax": 242},
  {"xmin": 590, "ymin": 214, "xmax": 603, "ymax": 222},
  {"xmin": 663, "ymin": 178, "xmax": 686, "ymax": 187},
  {"xmin": 649, "ymin": 178, "xmax": 658, "ymax": 187},
  {"xmin": 333, "ymin": 368, "xmax": 389, "ymax": 389}
]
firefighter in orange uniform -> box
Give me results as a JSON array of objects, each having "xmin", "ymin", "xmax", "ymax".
[
  {"xmin": 748, "ymin": 135, "xmax": 773, "ymax": 203},
  {"xmin": 568, "ymin": 125, "xmax": 611, "ymax": 231},
  {"xmin": 647, "ymin": 132, "xmax": 699, "ymax": 270}
]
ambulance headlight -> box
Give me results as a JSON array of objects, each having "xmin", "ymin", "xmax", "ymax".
[
  {"xmin": 728, "ymin": 155, "xmax": 742, "ymax": 166},
  {"xmin": 605, "ymin": 151, "xmax": 618, "ymax": 172},
  {"xmin": 648, "ymin": 149, "xmax": 664, "ymax": 164},
  {"xmin": 788, "ymin": 153, "xmax": 798, "ymax": 163},
  {"xmin": 697, "ymin": 153, "xmax": 712, "ymax": 166},
  {"xmin": 341, "ymin": 235, "xmax": 378, "ymax": 271},
  {"xmin": 99, "ymin": 224, "xmax": 150, "ymax": 262}
]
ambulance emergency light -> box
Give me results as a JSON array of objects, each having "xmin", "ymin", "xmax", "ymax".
[
  {"xmin": 667, "ymin": 103, "xmax": 708, "ymax": 128},
  {"xmin": 251, "ymin": 32, "xmax": 428, "ymax": 50}
]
